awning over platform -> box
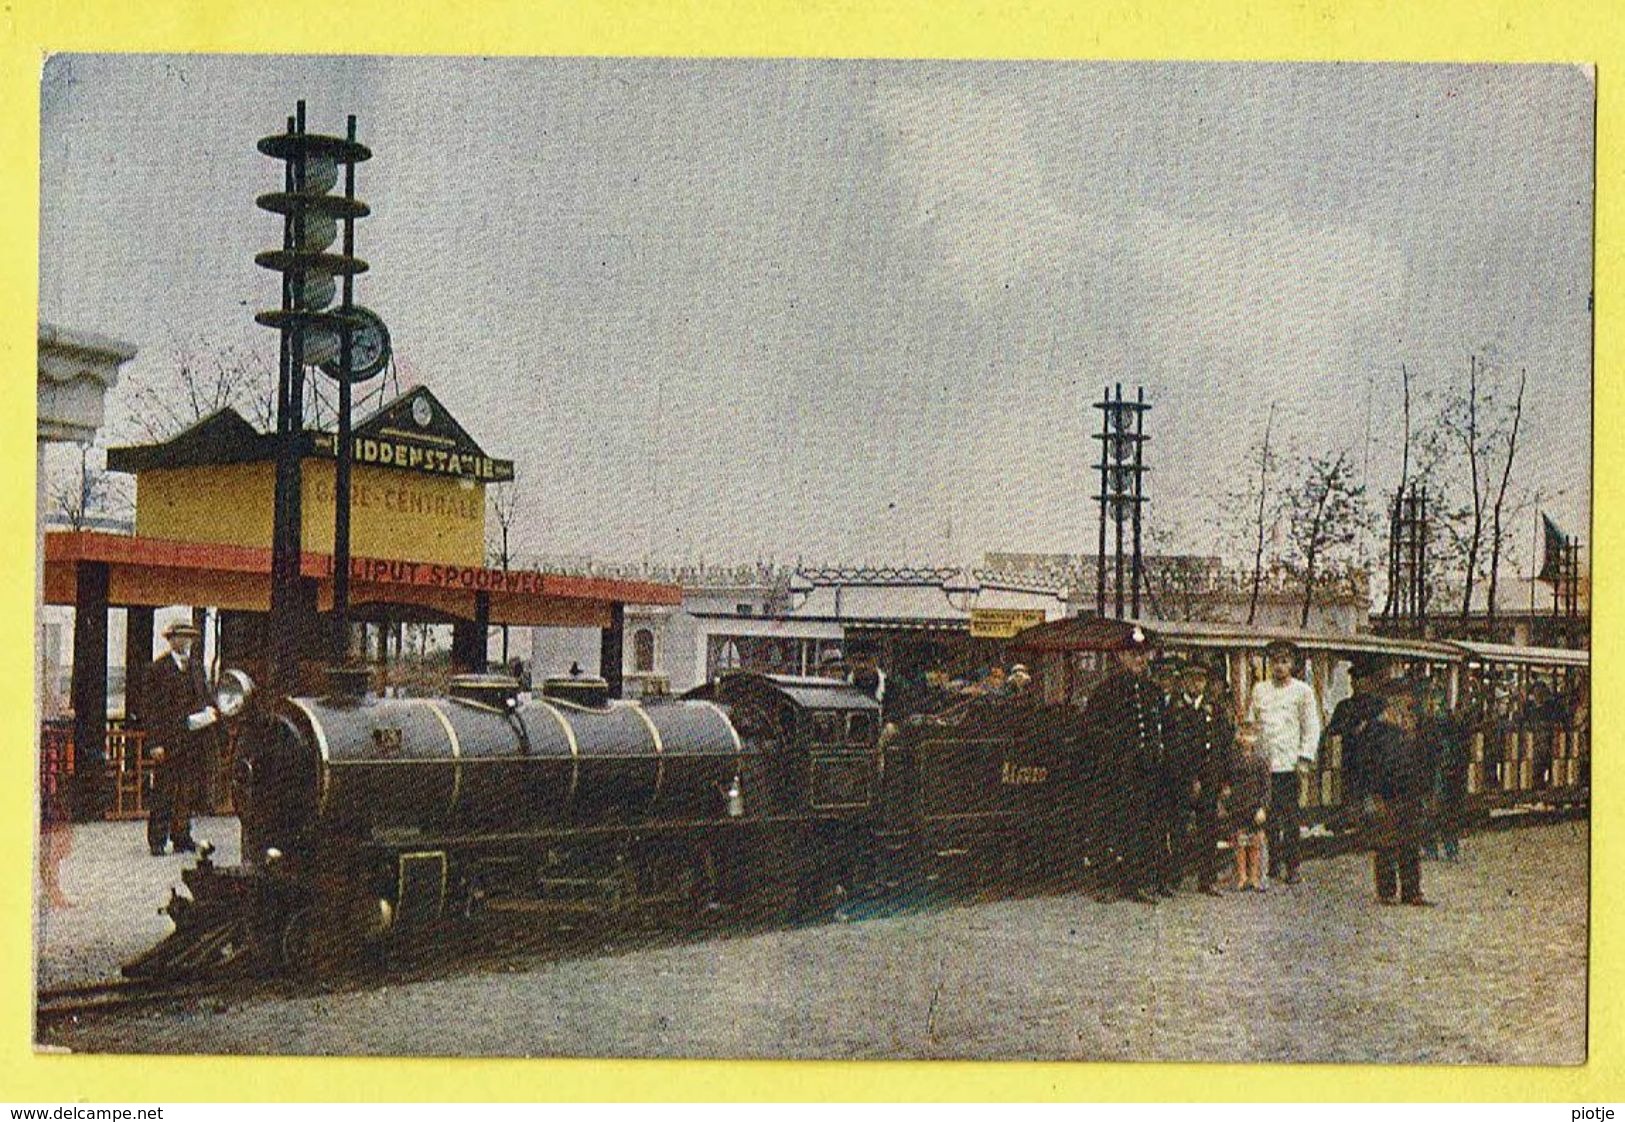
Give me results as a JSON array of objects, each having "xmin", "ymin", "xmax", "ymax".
[{"xmin": 44, "ymin": 531, "xmax": 680, "ymax": 628}]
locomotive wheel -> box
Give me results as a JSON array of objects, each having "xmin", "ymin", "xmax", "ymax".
[
  {"xmin": 790, "ymin": 842, "xmax": 856, "ymax": 922},
  {"xmin": 278, "ymin": 906, "xmax": 320, "ymax": 973},
  {"xmin": 627, "ymin": 846, "xmax": 706, "ymax": 923},
  {"xmin": 875, "ymin": 831, "xmax": 924, "ymax": 896},
  {"xmin": 278, "ymin": 904, "xmax": 367, "ymax": 977}
]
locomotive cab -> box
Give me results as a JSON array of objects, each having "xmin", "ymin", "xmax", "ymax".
[
  {"xmin": 705, "ymin": 673, "xmax": 886, "ymax": 910},
  {"xmin": 709, "ymin": 673, "xmax": 884, "ymax": 816}
]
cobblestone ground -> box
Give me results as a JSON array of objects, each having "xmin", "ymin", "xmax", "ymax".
[{"xmin": 38, "ymin": 817, "xmax": 1587, "ymax": 1064}]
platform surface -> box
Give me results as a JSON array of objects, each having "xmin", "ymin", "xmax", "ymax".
[{"xmin": 35, "ymin": 816, "xmax": 1588, "ymax": 1063}]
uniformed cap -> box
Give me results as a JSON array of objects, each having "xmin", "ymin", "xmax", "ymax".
[
  {"xmin": 162, "ymin": 620, "xmax": 202, "ymax": 639},
  {"xmin": 1263, "ymin": 638, "xmax": 1301, "ymax": 661}
]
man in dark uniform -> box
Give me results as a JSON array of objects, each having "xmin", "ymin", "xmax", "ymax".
[
  {"xmin": 1164, "ymin": 654, "xmax": 1236, "ymax": 896},
  {"xmin": 1325, "ymin": 653, "xmax": 1389, "ymax": 826},
  {"xmin": 144, "ymin": 620, "xmax": 217, "ymax": 856},
  {"xmin": 1083, "ymin": 625, "xmax": 1166, "ymax": 904},
  {"xmin": 1359, "ymin": 682, "xmax": 1434, "ymax": 906},
  {"xmin": 1145, "ymin": 654, "xmax": 1188, "ymax": 896}
]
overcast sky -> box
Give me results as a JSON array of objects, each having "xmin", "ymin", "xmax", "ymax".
[{"xmin": 39, "ymin": 57, "xmax": 1594, "ymax": 571}]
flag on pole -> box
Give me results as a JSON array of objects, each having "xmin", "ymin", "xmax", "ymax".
[{"xmin": 1536, "ymin": 513, "xmax": 1569, "ymax": 584}]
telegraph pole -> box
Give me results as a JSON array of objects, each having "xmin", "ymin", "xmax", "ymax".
[{"xmin": 1091, "ymin": 384, "xmax": 1150, "ymax": 619}]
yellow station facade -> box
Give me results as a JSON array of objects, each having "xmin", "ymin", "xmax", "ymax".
[{"xmin": 117, "ymin": 386, "xmax": 505, "ymax": 571}]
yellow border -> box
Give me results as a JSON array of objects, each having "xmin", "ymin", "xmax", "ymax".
[{"xmin": 4, "ymin": 0, "xmax": 1618, "ymax": 1103}]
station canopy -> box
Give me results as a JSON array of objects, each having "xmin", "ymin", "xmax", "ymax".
[
  {"xmin": 48, "ymin": 387, "xmax": 680, "ymax": 625},
  {"xmin": 43, "ymin": 530, "xmax": 678, "ymax": 627}
]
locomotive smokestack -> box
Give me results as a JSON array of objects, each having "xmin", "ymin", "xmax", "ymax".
[{"xmin": 324, "ymin": 664, "xmax": 372, "ymax": 705}]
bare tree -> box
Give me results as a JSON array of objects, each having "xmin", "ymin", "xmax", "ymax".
[
  {"xmin": 1459, "ymin": 354, "xmax": 1485, "ymax": 619},
  {"xmin": 1241, "ymin": 402, "xmax": 1279, "ymax": 625},
  {"xmin": 124, "ymin": 336, "xmax": 277, "ymax": 440},
  {"xmin": 1381, "ymin": 362, "xmax": 1413, "ymax": 619},
  {"xmin": 486, "ymin": 481, "xmax": 524, "ymax": 663},
  {"xmin": 46, "ymin": 443, "xmax": 130, "ymax": 530},
  {"xmin": 1429, "ymin": 353, "xmax": 1527, "ymax": 620},
  {"xmin": 1140, "ymin": 523, "xmax": 1227, "ymax": 622},
  {"xmin": 1279, "ymin": 449, "xmax": 1366, "ymax": 629},
  {"xmin": 1484, "ymin": 368, "xmax": 1528, "ymax": 638},
  {"xmin": 122, "ymin": 333, "xmax": 340, "ymax": 443},
  {"xmin": 1222, "ymin": 404, "xmax": 1293, "ymax": 630}
]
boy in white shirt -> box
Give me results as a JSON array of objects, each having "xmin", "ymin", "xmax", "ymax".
[{"xmin": 1245, "ymin": 639, "xmax": 1321, "ymax": 884}]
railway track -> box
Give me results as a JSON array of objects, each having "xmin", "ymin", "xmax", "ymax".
[
  {"xmin": 36, "ymin": 976, "xmax": 244, "ymax": 1028},
  {"xmin": 37, "ymin": 801, "xmax": 1588, "ymax": 1033},
  {"xmin": 34, "ymin": 907, "xmax": 715, "ymax": 1033}
]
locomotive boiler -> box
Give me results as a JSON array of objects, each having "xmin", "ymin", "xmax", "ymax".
[{"xmin": 127, "ymin": 667, "xmax": 929, "ymax": 977}]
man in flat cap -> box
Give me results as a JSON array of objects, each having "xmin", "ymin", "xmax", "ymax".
[
  {"xmin": 1325, "ymin": 653, "xmax": 1389, "ymax": 828},
  {"xmin": 1006, "ymin": 663, "xmax": 1033, "ymax": 696},
  {"xmin": 1246, "ymin": 639, "xmax": 1320, "ymax": 884},
  {"xmin": 847, "ymin": 646, "xmax": 887, "ymax": 706},
  {"xmin": 1084, "ymin": 625, "xmax": 1167, "ymax": 903},
  {"xmin": 144, "ymin": 619, "xmax": 217, "ymax": 856},
  {"xmin": 1361, "ymin": 681, "xmax": 1434, "ymax": 905},
  {"xmin": 1164, "ymin": 654, "xmax": 1236, "ymax": 896}
]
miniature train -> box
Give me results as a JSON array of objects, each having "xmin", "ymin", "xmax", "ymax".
[
  {"xmin": 124, "ymin": 627, "xmax": 1589, "ymax": 980},
  {"xmin": 125, "ymin": 668, "xmax": 1081, "ymax": 978}
]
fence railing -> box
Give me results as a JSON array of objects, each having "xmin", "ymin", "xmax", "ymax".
[{"xmin": 37, "ymin": 721, "xmax": 237, "ymax": 821}]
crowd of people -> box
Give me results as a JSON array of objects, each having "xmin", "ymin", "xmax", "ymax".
[
  {"xmin": 1028, "ymin": 629, "xmax": 1472, "ymax": 907},
  {"xmin": 849, "ymin": 627, "xmax": 1497, "ymax": 910}
]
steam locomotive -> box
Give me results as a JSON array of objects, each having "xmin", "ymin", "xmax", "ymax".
[{"xmin": 125, "ymin": 667, "xmax": 1078, "ymax": 979}]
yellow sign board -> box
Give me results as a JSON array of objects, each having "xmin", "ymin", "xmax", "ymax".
[
  {"xmin": 134, "ymin": 459, "xmax": 486, "ymax": 566},
  {"xmin": 968, "ymin": 608, "xmax": 1047, "ymax": 639}
]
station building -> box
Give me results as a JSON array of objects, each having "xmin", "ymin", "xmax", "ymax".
[
  {"xmin": 43, "ymin": 385, "xmax": 679, "ymax": 819},
  {"xmin": 590, "ymin": 552, "xmax": 1374, "ymax": 701}
]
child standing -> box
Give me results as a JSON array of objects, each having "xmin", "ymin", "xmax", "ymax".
[{"xmin": 1229, "ymin": 728, "xmax": 1272, "ymax": 891}]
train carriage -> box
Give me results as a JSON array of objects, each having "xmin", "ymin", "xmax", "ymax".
[
  {"xmin": 122, "ymin": 623, "xmax": 1588, "ymax": 981},
  {"xmin": 1014, "ymin": 617, "xmax": 1589, "ymax": 820},
  {"xmin": 1450, "ymin": 640, "xmax": 1590, "ymax": 804}
]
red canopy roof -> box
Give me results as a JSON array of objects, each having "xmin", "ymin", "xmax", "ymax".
[{"xmin": 44, "ymin": 531, "xmax": 679, "ymax": 628}]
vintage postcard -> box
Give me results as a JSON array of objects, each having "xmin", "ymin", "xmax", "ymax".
[{"xmin": 30, "ymin": 54, "xmax": 1592, "ymax": 1072}]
